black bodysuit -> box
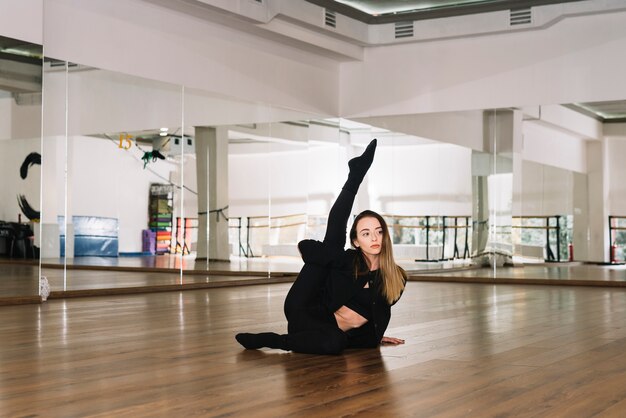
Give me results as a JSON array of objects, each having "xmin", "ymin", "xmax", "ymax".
[{"xmin": 282, "ymin": 185, "xmax": 403, "ymax": 354}]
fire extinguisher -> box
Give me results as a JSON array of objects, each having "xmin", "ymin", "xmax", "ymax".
[
  {"xmin": 611, "ymin": 244, "xmax": 617, "ymax": 263},
  {"xmin": 568, "ymin": 242, "xmax": 574, "ymax": 262}
]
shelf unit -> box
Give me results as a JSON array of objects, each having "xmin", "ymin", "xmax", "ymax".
[{"xmin": 148, "ymin": 183, "xmax": 174, "ymax": 254}]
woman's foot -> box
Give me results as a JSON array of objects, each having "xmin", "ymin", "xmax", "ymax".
[
  {"xmin": 344, "ymin": 138, "xmax": 377, "ymax": 193},
  {"xmin": 348, "ymin": 138, "xmax": 377, "ymax": 176},
  {"xmin": 235, "ymin": 332, "xmax": 285, "ymax": 350}
]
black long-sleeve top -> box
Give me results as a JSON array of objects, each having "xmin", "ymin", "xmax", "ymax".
[{"xmin": 298, "ymin": 239, "xmax": 404, "ymax": 347}]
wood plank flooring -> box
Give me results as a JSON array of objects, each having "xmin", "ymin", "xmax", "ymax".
[{"xmin": 2, "ymin": 281, "xmax": 626, "ymax": 417}]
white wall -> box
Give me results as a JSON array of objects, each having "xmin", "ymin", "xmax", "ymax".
[
  {"xmin": 0, "ymin": 97, "xmax": 11, "ymax": 140},
  {"xmin": 517, "ymin": 160, "xmax": 573, "ymax": 217},
  {"xmin": 607, "ymin": 137, "xmax": 626, "ymax": 215},
  {"xmin": 0, "ymin": 96, "xmax": 41, "ymax": 141},
  {"xmin": 6, "ymin": 0, "xmax": 626, "ymax": 135},
  {"xmin": 228, "ymin": 143, "xmax": 311, "ymax": 218},
  {"xmin": 353, "ymin": 111, "xmax": 487, "ymax": 152},
  {"xmin": 68, "ymin": 135, "xmax": 174, "ymax": 253},
  {"xmin": 228, "ymin": 141, "xmax": 473, "ymax": 219},
  {"xmin": 0, "ymin": 0, "xmax": 43, "ymax": 44},
  {"xmin": 41, "ymin": 0, "xmax": 340, "ymax": 117},
  {"xmin": 39, "ymin": 69, "xmax": 323, "ymax": 138},
  {"xmin": 370, "ymin": 143, "xmax": 472, "ymax": 216},
  {"xmin": 340, "ymin": 10, "xmax": 626, "ymax": 117},
  {"xmin": 522, "ymin": 121, "xmax": 587, "ymax": 173}
]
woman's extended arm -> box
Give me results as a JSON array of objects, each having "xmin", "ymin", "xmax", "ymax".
[{"xmin": 381, "ymin": 336, "xmax": 405, "ymax": 345}]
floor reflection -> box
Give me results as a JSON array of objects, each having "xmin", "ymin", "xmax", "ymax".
[
  {"xmin": 2, "ymin": 257, "xmax": 626, "ymax": 301},
  {"xmin": 38, "ymin": 254, "xmax": 473, "ymax": 274}
]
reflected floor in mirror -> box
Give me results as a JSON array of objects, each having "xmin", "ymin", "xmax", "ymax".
[
  {"xmin": 3, "ymin": 258, "xmax": 626, "ymax": 303},
  {"xmin": 2, "ymin": 281, "xmax": 626, "ymax": 416},
  {"xmin": 420, "ymin": 263, "xmax": 626, "ymax": 286},
  {"xmin": 38, "ymin": 255, "xmax": 474, "ymax": 274},
  {"xmin": 40, "ymin": 255, "xmax": 307, "ymax": 273},
  {"xmin": 0, "ymin": 263, "xmax": 39, "ymax": 297}
]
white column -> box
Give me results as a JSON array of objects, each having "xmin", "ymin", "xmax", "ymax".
[
  {"xmin": 39, "ymin": 135, "xmax": 63, "ymax": 258},
  {"xmin": 586, "ymin": 140, "xmax": 609, "ymax": 262},
  {"xmin": 572, "ymin": 172, "xmax": 589, "ymax": 261},
  {"xmin": 471, "ymin": 109, "xmax": 520, "ymax": 266},
  {"xmin": 195, "ymin": 126, "xmax": 230, "ymax": 261}
]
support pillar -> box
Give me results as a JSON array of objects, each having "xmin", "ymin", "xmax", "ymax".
[
  {"xmin": 471, "ymin": 109, "xmax": 521, "ymax": 267},
  {"xmin": 572, "ymin": 172, "xmax": 590, "ymax": 261},
  {"xmin": 586, "ymin": 140, "xmax": 609, "ymax": 262},
  {"xmin": 195, "ymin": 126, "xmax": 230, "ymax": 261}
]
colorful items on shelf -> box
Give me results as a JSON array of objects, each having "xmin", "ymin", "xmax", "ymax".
[{"xmin": 148, "ymin": 183, "xmax": 174, "ymax": 254}]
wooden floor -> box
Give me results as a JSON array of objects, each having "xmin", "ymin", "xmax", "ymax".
[{"xmin": 2, "ymin": 281, "xmax": 626, "ymax": 417}]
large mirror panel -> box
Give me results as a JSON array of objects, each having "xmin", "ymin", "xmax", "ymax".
[
  {"xmin": 514, "ymin": 104, "xmax": 600, "ymax": 271},
  {"xmin": 30, "ymin": 56, "xmax": 626, "ymax": 293},
  {"xmin": 208, "ymin": 104, "xmax": 624, "ymax": 281},
  {"xmin": 42, "ymin": 60, "xmax": 186, "ymax": 292},
  {"xmin": 182, "ymin": 93, "xmax": 330, "ymax": 281},
  {"xmin": 515, "ymin": 161, "xmax": 574, "ymax": 264},
  {"xmin": 264, "ymin": 119, "xmax": 312, "ymax": 276},
  {"xmin": 348, "ymin": 112, "xmax": 485, "ymax": 273},
  {"xmin": 376, "ymin": 130, "xmax": 473, "ymax": 272},
  {"xmin": 0, "ymin": 35, "xmax": 42, "ymax": 299}
]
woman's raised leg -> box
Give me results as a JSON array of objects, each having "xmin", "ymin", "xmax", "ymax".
[{"xmin": 323, "ymin": 139, "xmax": 377, "ymax": 249}]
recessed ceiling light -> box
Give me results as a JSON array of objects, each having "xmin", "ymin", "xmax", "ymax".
[{"xmin": 160, "ymin": 127, "xmax": 168, "ymax": 132}]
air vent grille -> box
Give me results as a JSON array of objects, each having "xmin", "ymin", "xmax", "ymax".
[
  {"xmin": 510, "ymin": 7, "xmax": 532, "ymax": 25},
  {"xmin": 395, "ymin": 21, "xmax": 414, "ymax": 39},
  {"xmin": 325, "ymin": 9, "xmax": 336, "ymax": 28},
  {"xmin": 49, "ymin": 61, "xmax": 78, "ymax": 68}
]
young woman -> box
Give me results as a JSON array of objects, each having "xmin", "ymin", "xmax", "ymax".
[{"xmin": 236, "ymin": 139, "xmax": 407, "ymax": 354}]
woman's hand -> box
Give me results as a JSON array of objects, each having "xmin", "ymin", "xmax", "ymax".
[{"xmin": 381, "ymin": 336, "xmax": 405, "ymax": 345}]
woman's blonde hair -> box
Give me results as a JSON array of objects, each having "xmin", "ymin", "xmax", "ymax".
[{"xmin": 350, "ymin": 210, "xmax": 407, "ymax": 304}]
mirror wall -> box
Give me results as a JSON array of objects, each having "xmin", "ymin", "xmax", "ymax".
[
  {"xmin": 40, "ymin": 60, "xmax": 186, "ymax": 292},
  {"xmin": 0, "ymin": 35, "xmax": 42, "ymax": 299},
  {"xmin": 4, "ymin": 40, "xmax": 624, "ymax": 299}
]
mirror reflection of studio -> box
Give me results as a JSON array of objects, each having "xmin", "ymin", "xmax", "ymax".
[{"xmin": 1, "ymin": 1, "xmax": 626, "ymax": 300}]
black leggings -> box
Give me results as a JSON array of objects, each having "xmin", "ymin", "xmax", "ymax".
[
  {"xmin": 283, "ymin": 264, "xmax": 347, "ymax": 354},
  {"xmin": 282, "ymin": 187, "xmax": 356, "ymax": 355}
]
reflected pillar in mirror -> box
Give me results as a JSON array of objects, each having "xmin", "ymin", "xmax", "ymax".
[
  {"xmin": 573, "ymin": 172, "xmax": 590, "ymax": 261},
  {"xmin": 586, "ymin": 141, "xmax": 609, "ymax": 262},
  {"xmin": 470, "ymin": 110, "xmax": 520, "ymax": 267},
  {"xmin": 471, "ymin": 154, "xmax": 489, "ymax": 265},
  {"xmin": 40, "ymin": 136, "xmax": 63, "ymax": 259},
  {"xmin": 195, "ymin": 127, "xmax": 229, "ymax": 261}
]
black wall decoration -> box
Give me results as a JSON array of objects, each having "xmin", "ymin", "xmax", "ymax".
[{"xmin": 17, "ymin": 152, "xmax": 41, "ymax": 221}]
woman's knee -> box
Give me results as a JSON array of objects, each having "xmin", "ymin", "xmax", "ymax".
[{"xmin": 284, "ymin": 264, "xmax": 327, "ymax": 314}]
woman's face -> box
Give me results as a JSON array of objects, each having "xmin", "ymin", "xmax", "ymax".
[{"xmin": 353, "ymin": 216, "xmax": 384, "ymax": 258}]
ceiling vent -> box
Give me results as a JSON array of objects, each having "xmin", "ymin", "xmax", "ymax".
[
  {"xmin": 325, "ymin": 9, "xmax": 336, "ymax": 28},
  {"xmin": 48, "ymin": 60, "xmax": 78, "ymax": 68},
  {"xmin": 395, "ymin": 21, "xmax": 414, "ymax": 39},
  {"xmin": 510, "ymin": 7, "xmax": 532, "ymax": 25}
]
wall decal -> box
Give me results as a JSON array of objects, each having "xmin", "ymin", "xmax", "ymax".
[{"xmin": 17, "ymin": 152, "xmax": 41, "ymax": 221}]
